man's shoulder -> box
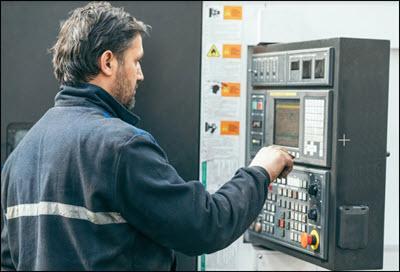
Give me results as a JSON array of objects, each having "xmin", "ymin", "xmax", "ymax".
[{"xmin": 94, "ymin": 114, "xmax": 155, "ymax": 146}]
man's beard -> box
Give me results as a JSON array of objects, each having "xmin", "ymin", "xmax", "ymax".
[
  {"xmin": 112, "ymin": 68, "xmax": 137, "ymax": 111},
  {"xmin": 126, "ymin": 90, "xmax": 136, "ymax": 111}
]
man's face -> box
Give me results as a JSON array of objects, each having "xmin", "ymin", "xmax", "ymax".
[{"xmin": 112, "ymin": 34, "xmax": 144, "ymax": 111}]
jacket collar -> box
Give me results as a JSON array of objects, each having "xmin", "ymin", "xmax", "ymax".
[{"xmin": 54, "ymin": 82, "xmax": 140, "ymax": 126}]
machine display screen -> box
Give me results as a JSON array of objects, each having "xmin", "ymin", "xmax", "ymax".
[{"xmin": 273, "ymin": 99, "xmax": 300, "ymax": 147}]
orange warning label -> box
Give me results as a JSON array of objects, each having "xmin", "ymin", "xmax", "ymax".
[
  {"xmin": 221, "ymin": 82, "xmax": 240, "ymax": 97},
  {"xmin": 224, "ymin": 6, "xmax": 242, "ymax": 20},
  {"xmin": 223, "ymin": 44, "xmax": 241, "ymax": 58},
  {"xmin": 220, "ymin": 121, "xmax": 240, "ymax": 135}
]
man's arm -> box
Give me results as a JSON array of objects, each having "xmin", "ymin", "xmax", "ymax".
[
  {"xmin": 115, "ymin": 134, "xmax": 270, "ymax": 256},
  {"xmin": 1, "ymin": 211, "xmax": 15, "ymax": 270}
]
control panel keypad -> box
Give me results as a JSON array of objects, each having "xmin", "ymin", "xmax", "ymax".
[
  {"xmin": 304, "ymin": 98, "xmax": 325, "ymax": 158},
  {"xmin": 249, "ymin": 167, "xmax": 329, "ymax": 259}
]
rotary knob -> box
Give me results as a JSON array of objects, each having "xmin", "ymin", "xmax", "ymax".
[
  {"xmin": 308, "ymin": 208, "xmax": 318, "ymax": 221},
  {"xmin": 308, "ymin": 183, "xmax": 318, "ymax": 196}
]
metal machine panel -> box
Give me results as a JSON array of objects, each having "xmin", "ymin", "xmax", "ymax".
[
  {"xmin": 247, "ymin": 166, "xmax": 329, "ymax": 260},
  {"xmin": 244, "ymin": 38, "xmax": 390, "ymax": 270},
  {"xmin": 249, "ymin": 48, "xmax": 333, "ymax": 87}
]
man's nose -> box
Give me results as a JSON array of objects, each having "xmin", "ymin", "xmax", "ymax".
[{"xmin": 137, "ymin": 63, "xmax": 144, "ymax": 81}]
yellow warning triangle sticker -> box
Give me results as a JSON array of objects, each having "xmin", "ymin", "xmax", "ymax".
[{"xmin": 207, "ymin": 44, "xmax": 220, "ymax": 57}]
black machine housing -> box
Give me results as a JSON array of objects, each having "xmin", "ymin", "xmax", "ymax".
[{"xmin": 244, "ymin": 38, "xmax": 390, "ymax": 270}]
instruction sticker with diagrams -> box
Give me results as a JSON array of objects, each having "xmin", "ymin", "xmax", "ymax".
[{"xmin": 199, "ymin": 2, "xmax": 249, "ymax": 271}]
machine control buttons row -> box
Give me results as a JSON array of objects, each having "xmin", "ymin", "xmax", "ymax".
[
  {"xmin": 279, "ymin": 200, "xmax": 308, "ymax": 214},
  {"xmin": 263, "ymin": 224, "xmax": 275, "ymax": 234},
  {"xmin": 263, "ymin": 214, "xmax": 275, "ymax": 223},
  {"xmin": 265, "ymin": 203, "xmax": 276, "ymax": 212},
  {"xmin": 252, "ymin": 56, "xmax": 284, "ymax": 83},
  {"xmin": 290, "ymin": 211, "xmax": 308, "ymax": 223},
  {"xmin": 252, "ymin": 221, "xmax": 275, "ymax": 235},
  {"xmin": 283, "ymin": 177, "xmax": 308, "ymax": 188},
  {"xmin": 278, "ymin": 188, "xmax": 308, "ymax": 201},
  {"xmin": 266, "ymin": 192, "xmax": 277, "ymax": 201},
  {"xmin": 288, "ymin": 222, "xmax": 307, "ymax": 232},
  {"xmin": 290, "ymin": 231, "xmax": 303, "ymax": 243},
  {"xmin": 290, "ymin": 222, "xmax": 307, "ymax": 232},
  {"xmin": 276, "ymin": 177, "xmax": 287, "ymax": 184}
]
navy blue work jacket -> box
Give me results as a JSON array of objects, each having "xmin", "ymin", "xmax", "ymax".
[{"xmin": 1, "ymin": 83, "xmax": 270, "ymax": 270}]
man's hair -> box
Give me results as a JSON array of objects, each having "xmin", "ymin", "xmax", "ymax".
[{"xmin": 50, "ymin": 1, "xmax": 150, "ymax": 85}]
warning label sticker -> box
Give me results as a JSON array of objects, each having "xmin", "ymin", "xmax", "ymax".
[
  {"xmin": 220, "ymin": 121, "xmax": 240, "ymax": 135},
  {"xmin": 207, "ymin": 44, "xmax": 221, "ymax": 57},
  {"xmin": 223, "ymin": 6, "xmax": 242, "ymax": 20},
  {"xmin": 223, "ymin": 44, "xmax": 241, "ymax": 58},
  {"xmin": 221, "ymin": 82, "xmax": 240, "ymax": 97}
]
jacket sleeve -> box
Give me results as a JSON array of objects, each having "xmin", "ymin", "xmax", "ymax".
[
  {"xmin": 1, "ymin": 211, "xmax": 15, "ymax": 270},
  {"xmin": 115, "ymin": 134, "xmax": 270, "ymax": 256},
  {"xmin": 1, "ymin": 165, "xmax": 15, "ymax": 271}
]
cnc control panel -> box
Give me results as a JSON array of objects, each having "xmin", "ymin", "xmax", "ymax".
[
  {"xmin": 248, "ymin": 166, "xmax": 329, "ymax": 259},
  {"xmin": 244, "ymin": 38, "xmax": 390, "ymax": 270},
  {"xmin": 245, "ymin": 48, "xmax": 333, "ymax": 260}
]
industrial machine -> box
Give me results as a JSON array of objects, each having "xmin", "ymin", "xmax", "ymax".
[{"xmin": 244, "ymin": 38, "xmax": 390, "ymax": 270}]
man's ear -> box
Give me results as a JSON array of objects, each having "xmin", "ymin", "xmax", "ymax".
[{"xmin": 98, "ymin": 50, "xmax": 117, "ymax": 76}]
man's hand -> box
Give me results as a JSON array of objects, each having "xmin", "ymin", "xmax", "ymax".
[{"xmin": 249, "ymin": 145, "xmax": 295, "ymax": 181}]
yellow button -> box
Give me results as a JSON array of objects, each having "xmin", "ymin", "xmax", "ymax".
[{"xmin": 310, "ymin": 229, "xmax": 320, "ymax": 250}]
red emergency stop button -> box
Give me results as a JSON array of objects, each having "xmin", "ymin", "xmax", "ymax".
[
  {"xmin": 300, "ymin": 232, "xmax": 309, "ymax": 248},
  {"xmin": 300, "ymin": 230, "xmax": 319, "ymax": 250}
]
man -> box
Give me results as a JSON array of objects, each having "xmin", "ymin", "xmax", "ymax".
[{"xmin": 1, "ymin": 2, "xmax": 294, "ymax": 270}]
